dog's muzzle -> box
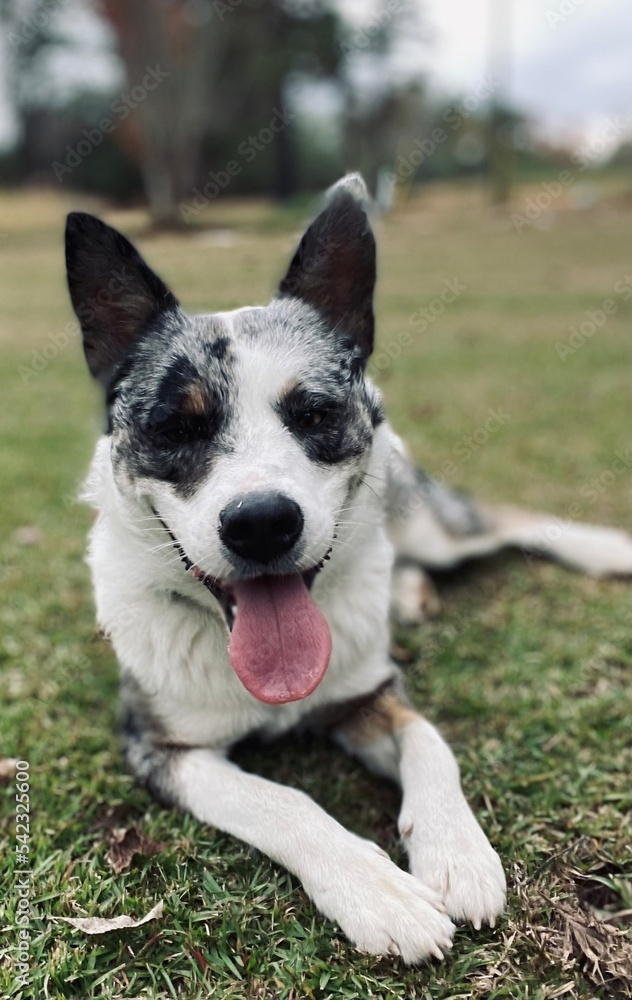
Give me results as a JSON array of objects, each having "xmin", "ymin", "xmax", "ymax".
[{"xmin": 152, "ymin": 505, "xmax": 334, "ymax": 706}]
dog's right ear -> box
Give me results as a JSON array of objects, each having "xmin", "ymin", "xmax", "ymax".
[
  {"xmin": 65, "ymin": 213, "xmax": 179, "ymax": 389},
  {"xmin": 278, "ymin": 173, "xmax": 376, "ymax": 364}
]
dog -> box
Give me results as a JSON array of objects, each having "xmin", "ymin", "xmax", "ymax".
[{"xmin": 65, "ymin": 174, "xmax": 632, "ymax": 964}]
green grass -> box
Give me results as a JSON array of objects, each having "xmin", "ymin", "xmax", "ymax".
[{"xmin": 1, "ymin": 178, "xmax": 631, "ymax": 999}]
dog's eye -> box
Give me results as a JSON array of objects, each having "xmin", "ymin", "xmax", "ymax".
[
  {"xmin": 296, "ymin": 410, "xmax": 326, "ymax": 431},
  {"xmin": 160, "ymin": 424, "xmax": 195, "ymax": 445},
  {"xmin": 149, "ymin": 415, "xmax": 209, "ymax": 446}
]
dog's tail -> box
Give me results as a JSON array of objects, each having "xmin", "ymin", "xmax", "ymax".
[{"xmin": 385, "ymin": 435, "xmax": 632, "ymax": 623}]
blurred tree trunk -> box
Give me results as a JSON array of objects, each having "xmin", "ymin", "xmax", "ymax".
[
  {"xmin": 103, "ymin": 0, "xmax": 231, "ymax": 227},
  {"xmin": 271, "ymin": 77, "xmax": 297, "ymax": 200},
  {"xmin": 487, "ymin": 105, "xmax": 515, "ymax": 205}
]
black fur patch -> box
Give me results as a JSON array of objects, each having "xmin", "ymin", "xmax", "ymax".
[
  {"xmin": 120, "ymin": 674, "xmax": 182, "ymax": 807},
  {"xmin": 277, "ymin": 377, "xmax": 374, "ymax": 466},
  {"xmin": 367, "ymin": 388, "xmax": 385, "ymax": 428},
  {"xmin": 205, "ymin": 336, "xmax": 229, "ymax": 361},
  {"xmin": 110, "ymin": 325, "xmax": 236, "ymax": 499},
  {"xmin": 278, "ymin": 188, "xmax": 376, "ymax": 363},
  {"xmin": 65, "ymin": 212, "xmax": 179, "ymax": 389}
]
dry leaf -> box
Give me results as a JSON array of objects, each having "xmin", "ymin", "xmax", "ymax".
[
  {"xmin": 546, "ymin": 984, "xmax": 577, "ymax": 999},
  {"xmin": 57, "ymin": 900, "xmax": 164, "ymax": 935},
  {"xmin": 511, "ymin": 840, "xmax": 632, "ymax": 998},
  {"xmin": 106, "ymin": 826, "xmax": 163, "ymax": 875},
  {"xmin": 0, "ymin": 758, "xmax": 18, "ymax": 781},
  {"xmin": 463, "ymin": 839, "xmax": 632, "ymax": 998}
]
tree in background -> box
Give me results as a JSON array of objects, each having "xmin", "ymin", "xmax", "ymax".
[
  {"xmin": 1, "ymin": 0, "xmax": 532, "ymax": 223},
  {"xmin": 102, "ymin": 0, "xmax": 342, "ymax": 226},
  {"xmin": 0, "ymin": 0, "xmax": 345, "ymax": 222}
]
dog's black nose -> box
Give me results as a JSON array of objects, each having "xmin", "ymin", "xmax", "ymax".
[{"xmin": 219, "ymin": 492, "xmax": 304, "ymax": 564}]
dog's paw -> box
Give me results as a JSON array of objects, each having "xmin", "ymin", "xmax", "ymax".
[
  {"xmin": 303, "ymin": 834, "xmax": 455, "ymax": 964},
  {"xmin": 554, "ymin": 523, "xmax": 632, "ymax": 577},
  {"xmin": 400, "ymin": 806, "xmax": 506, "ymax": 929}
]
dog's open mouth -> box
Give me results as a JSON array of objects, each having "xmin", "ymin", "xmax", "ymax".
[{"xmin": 154, "ymin": 510, "xmax": 332, "ymax": 705}]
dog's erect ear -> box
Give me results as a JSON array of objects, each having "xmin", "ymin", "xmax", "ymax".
[
  {"xmin": 278, "ymin": 173, "xmax": 376, "ymax": 363},
  {"xmin": 65, "ymin": 212, "xmax": 179, "ymax": 388}
]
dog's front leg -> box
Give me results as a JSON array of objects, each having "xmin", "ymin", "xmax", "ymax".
[
  {"xmin": 151, "ymin": 746, "xmax": 454, "ymax": 963},
  {"xmin": 333, "ymin": 682, "xmax": 506, "ymax": 928}
]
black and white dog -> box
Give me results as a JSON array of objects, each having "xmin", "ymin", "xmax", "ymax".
[{"xmin": 65, "ymin": 174, "xmax": 632, "ymax": 963}]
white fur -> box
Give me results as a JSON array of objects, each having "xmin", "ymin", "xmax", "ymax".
[
  {"xmin": 397, "ymin": 720, "xmax": 506, "ymax": 929},
  {"xmin": 335, "ymin": 715, "xmax": 506, "ymax": 931},
  {"xmin": 175, "ymin": 748, "xmax": 455, "ymax": 963},
  {"xmin": 495, "ymin": 514, "xmax": 632, "ymax": 577}
]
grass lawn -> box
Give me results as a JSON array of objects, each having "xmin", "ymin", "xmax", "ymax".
[{"xmin": 1, "ymin": 177, "xmax": 631, "ymax": 999}]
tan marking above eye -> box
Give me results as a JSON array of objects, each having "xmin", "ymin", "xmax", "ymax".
[
  {"xmin": 280, "ymin": 377, "xmax": 300, "ymax": 398},
  {"xmin": 181, "ymin": 382, "xmax": 207, "ymax": 416}
]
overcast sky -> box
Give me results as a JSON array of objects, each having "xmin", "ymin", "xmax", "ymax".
[
  {"xmin": 0, "ymin": 0, "xmax": 630, "ymax": 150},
  {"xmin": 423, "ymin": 0, "xmax": 632, "ymax": 145}
]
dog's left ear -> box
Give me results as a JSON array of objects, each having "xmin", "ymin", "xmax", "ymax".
[
  {"xmin": 278, "ymin": 173, "xmax": 376, "ymax": 364},
  {"xmin": 65, "ymin": 212, "xmax": 179, "ymax": 389}
]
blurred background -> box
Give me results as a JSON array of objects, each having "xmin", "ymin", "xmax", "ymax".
[{"xmin": 0, "ymin": 0, "xmax": 629, "ymax": 220}]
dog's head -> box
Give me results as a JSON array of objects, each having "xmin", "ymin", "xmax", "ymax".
[{"xmin": 66, "ymin": 174, "xmax": 386, "ymax": 705}]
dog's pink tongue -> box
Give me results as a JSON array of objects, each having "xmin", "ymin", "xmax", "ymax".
[{"xmin": 228, "ymin": 575, "xmax": 331, "ymax": 704}]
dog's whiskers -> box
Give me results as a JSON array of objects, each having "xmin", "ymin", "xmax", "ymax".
[
  {"xmin": 147, "ymin": 540, "xmax": 183, "ymax": 557},
  {"xmin": 359, "ymin": 477, "xmax": 380, "ymax": 500},
  {"xmin": 340, "ymin": 521, "xmax": 376, "ymax": 528},
  {"xmin": 337, "ymin": 501, "xmax": 374, "ymax": 514}
]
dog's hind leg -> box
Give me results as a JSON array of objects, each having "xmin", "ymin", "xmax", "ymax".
[
  {"xmin": 330, "ymin": 679, "xmax": 506, "ymax": 929},
  {"xmin": 386, "ymin": 436, "xmax": 632, "ymax": 624},
  {"xmin": 479, "ymin": 503, "xmax": 632, "ymax": 578}
]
